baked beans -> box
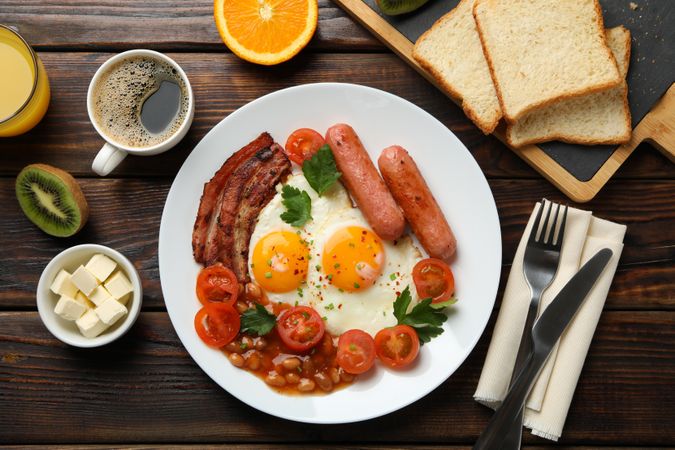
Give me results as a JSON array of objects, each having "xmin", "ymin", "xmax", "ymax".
[
  {"xmin": 265, "ymin": 372, "xmax": 286, "ymax": 387},
  {"xmin": 297, "ymin": 378, "xmax": 315, "ymax": 392},
  {"xmin": 228, "ymin": 353, "xmax": 244, "ymax": 367},
  {"xmin": 235, "ymin": 301, "xmax": 249, "ymax": 314},
  {"xmin": 285, "ymin": 372, "xmax": 300, "ymax": 384},
  {"xmin": 314, "ymin": 372, "xmax": 333, "ymax": 392},
  {"xmin": 222, "ymin": 295, "xmax": 354, "ymax": 395},
  {"xmin": 246, "ymin": 351, "xmax": 261, "ymax": 370},
  {"xmin": 282, "ymin": 357, "xmax": 301, "ymax": 371}
]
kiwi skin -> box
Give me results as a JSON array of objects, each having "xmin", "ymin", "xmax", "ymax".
[
  {"xmin": 376, "ymin": 0, "xmax": 430, "ymax": 15},
  {"xmin": 15, "ymin": 164, "xmax": 89, "ymax": 237}
]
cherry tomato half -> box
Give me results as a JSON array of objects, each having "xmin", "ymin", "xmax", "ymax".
[
  {"xmin": 194, "ymin": 303, "xmax": 240, "ymax": 348},
  {"xmin": 337, "ymin": 329, "xmax": 376, "ymax": 374},
  {"xmin": 276, "ymin": 306, "xmax": 325, "ymax": 352},
  {"xmin": 284, "ymin": 128, "xmax": 325, "ymax": 165},
  {"xmin": 374, "ymin": 325, "xmax": 420, "ymax": 369},
  {"xmin": 196, "ymin": 264, "xmax": 239, "ymax": 306},
  {"xmin": 412, "ymin": 258, "xmax": 455, "ymax": 303}
]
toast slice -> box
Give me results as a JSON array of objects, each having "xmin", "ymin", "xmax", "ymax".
[
  {"xmin": 413, "ymin": 0, "xmax": 502, "ymax": 134},
  {"xmin": 506, "ymin": 26, "xmax": 632, "ymax": 148},
  {"xmin": 473, "ymin": 0, "xmax": 622, "ymax": 122}
]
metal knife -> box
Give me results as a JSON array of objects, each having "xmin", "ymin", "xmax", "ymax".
[{"xmin": 473, "ymin": 248, "xmax": 613, "ymax": 450}]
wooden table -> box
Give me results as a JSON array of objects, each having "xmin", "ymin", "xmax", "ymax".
[{"xmin": 1, "ymin": 2, "xmax": 674, "ymax": 447}]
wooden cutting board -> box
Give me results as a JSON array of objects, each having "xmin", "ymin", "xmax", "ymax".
[{"xmin": 333, "ymin": 0, "xmax": 675, "ymax": 202}]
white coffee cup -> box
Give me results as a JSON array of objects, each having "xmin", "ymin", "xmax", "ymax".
[{"xmin": 87, "ymin": 49, "xmax": 194, "ymax": 176}]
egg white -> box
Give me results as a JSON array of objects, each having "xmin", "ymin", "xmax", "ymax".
[{"xmin": 304, "ymin": 206, "xmax": 422, "ymax": 336}]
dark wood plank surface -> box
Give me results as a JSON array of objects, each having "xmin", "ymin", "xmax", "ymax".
[
  {"xmin": 1, "ymin": 311, "xmax": 673, "ymax": 445},
  {"xmin": 0, "ymin": 447, "xmax": 667, "ymax": 450},
  {"xmin": 1, "ymin": 0, "xmax": 674, "ymax": 447},
  {"xmin": 1, "ymin": 178, "xmax": 673, "ymax": 310},
  {"xmin": 0, "ymin": 53, "xmax": 671, "ymax": 179},
  {"xmin": 0, "ymin": 0, "xmax": 380, "ymax": 51}
]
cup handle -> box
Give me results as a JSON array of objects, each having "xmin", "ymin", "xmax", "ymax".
[{"xmin": 92, "ymin": 143, "xmax": 127, "ymax": 176}]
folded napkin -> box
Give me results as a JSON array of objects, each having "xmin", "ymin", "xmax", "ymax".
[{"xmin": 474, "ymin": 202, "xmax": 626, "ymax": 441}]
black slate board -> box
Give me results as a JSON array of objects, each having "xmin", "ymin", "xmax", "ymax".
[{"xmin": 363, "ymin": 0, "xmax": 675, "ymax": 181}]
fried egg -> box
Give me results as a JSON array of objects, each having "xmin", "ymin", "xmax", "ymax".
[
  {"xmin": 248, "ymin": 170, "xmax": 422, "ymax": 336},
  {"xmin": 304, "ymin": 208, "xmax": 421, "ymax": 336},
  {"xmin": 248, "ymin": 170, "xmax": 348, "ymax": 303}
]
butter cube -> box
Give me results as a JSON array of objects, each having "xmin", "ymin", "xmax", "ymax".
[
  {"xmin": 88, "ymin": 285, "xmax": 113, "ymax": 307},
  {"xmin": 70, "ymin": 265, "xmax": 99, "ymax": 296},
  {"xmin": 54, "ymin": 294, "xmax": 88, "ymax": 321},
  {"xmin": 76, "ymin": 309, "xmax": 109, "ymax": 338},
  {"xmin": 117, "ymin": 293, "xmax": 131, "ymax": 306},
  {"xmin": 75, "ymin": 291, "xmax": 95, "ymax": 309},
  {"xmin": 104, "ymin": 271, "xmax": 133, "ymax": 300},
  {"xmin": 85, "ymin": 254, "xmax": 117, "ymax": 282},
  {"xmin": 95, "ymin": 298, "xmax": 128, "ymax": 325},
  {"xmin": 50, "ymin": 269, "xmax": 78, "ymax": 298}
]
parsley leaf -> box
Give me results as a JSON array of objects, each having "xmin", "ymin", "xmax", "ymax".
[
  {"xmin": 400, "ymin": 299, "xmax": 447, "ymax": 328},
  {"xmin": 302, "ymin": 145, "xmax": 341, "ymax": 196},
  {"xmin": 393, "ymin": 286, "xmax": 412, "ymax": 323},
  {"xmin": 280, "ymin": 185, "xmax": 312, "ymax": 227},
  {"xmin": 392, "ymin": 287, "xmax": 448, "ymax": 345},
  {"xmin": 413, "ymin": 326, "xmax": 445, "ymax": 344},
  {"xmin": 240, "ymin": 304, "xmax": 276, "ymax": 336}
]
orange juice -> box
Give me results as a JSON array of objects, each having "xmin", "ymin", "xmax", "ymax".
[{"xmin": 0, "ymin": 25, "xmax": 50, "ymax": 137}]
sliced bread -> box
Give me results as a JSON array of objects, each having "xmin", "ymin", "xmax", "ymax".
[
  {"xmin": 506, "ymin": 26, "xmax": 632, "ymax": 147},
  {"xmin": 473, "ymin": 0, "xmax": 622, "ymax": 122},
  {"xmin": 413, "ymin": 0, "xmax": 502, "ymax": 134}
]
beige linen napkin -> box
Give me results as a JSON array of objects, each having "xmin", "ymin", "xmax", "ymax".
[{"xmin": 474, "ymin": 202, "xmax": 626, "ymax": 441}]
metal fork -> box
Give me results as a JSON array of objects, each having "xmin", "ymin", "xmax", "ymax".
[{"xmin": 502, "ymin": 199, "xmax": 568, "ymax": 449}]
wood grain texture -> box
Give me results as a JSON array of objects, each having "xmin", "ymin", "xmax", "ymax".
[
  {"xmin": 1, "ymin": 311, "xmax": 673, "ymax": 444},
  {"xmin": 0, "ymin": 447, "xmax": 667, "ymax": 450},
  {"xmin": 1, "ymin": 2, "xmax": 673, "ymax": 447},
  {"xmin": 0, "ymin": 0, "xmax": 380, "ymax": 51},
  {"xmin": 641, "ymin": 84, "xmax": 675, "ymax": 162},
  {"xmin": 1, "ymin": 178, "xmax": 672, "ymax": 309},
  {"xmin": 0, "ymin": 53, "xmax": 671, "ymax": 180}
]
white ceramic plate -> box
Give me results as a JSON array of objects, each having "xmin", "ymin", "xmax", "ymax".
[{"xmin": 159, "ymin": 83, "xmax": 501, "ymax": 424}]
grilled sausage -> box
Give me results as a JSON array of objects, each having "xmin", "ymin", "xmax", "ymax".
[
  {"xmin": 324, "ymin": 124, "xmax": 405, "ymax": 241},
  {"xmin": 378, "ymin": 145, "xmax": 456, "ymax": 261}
]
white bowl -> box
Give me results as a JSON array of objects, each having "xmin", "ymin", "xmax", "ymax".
[{"xmin": 36, "ymin": 244, "xmax": 143, "ymax": 347}]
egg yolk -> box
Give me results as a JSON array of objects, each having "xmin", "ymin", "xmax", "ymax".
[
  {"xmin": 252, "ymin": 231, "xmax": 309, "ymax": 293},
  {"xmin": 322, "ymin": 226, "xmax": 385, "ymax": 292}
]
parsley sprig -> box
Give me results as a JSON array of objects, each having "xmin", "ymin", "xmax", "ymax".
[
  {"xmin": 280, "ymin": 185, "xmax": 312, "ymax": 227},
  {"xmin": 240, "ymin": 304, "xmax": 276, "ymax": 336},
  {"xmin": 393, "ymin": 286, "xmax": 448, "ymax": 344},
  {"xmin": 302, "ymin": 145, "xmax": 341, "ymax": 196}
]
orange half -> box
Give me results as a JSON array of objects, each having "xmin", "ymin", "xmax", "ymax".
[{"xmin": 214, "ymin": 0, "xmax": 318, "ymax": 65}]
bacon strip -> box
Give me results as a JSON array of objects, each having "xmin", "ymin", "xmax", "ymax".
[
  {"xmin": 204, "ymin": 146, "xmax": 276, "ymax": 266},
  {"xmin": 193, "ymin": 133, "xmax": 291, "ymax": 282},
  {"xmin": 192, "ymin": 132, "xmax": 274, "ymax": 263},
  {"xmin": 229, "ymin": 145, "xmax": 291, "ymax": 281}
]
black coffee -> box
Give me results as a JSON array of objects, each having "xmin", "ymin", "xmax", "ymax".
[
  {"xmin": 141, "ymin": 80, "xmax": 182, "ymax": 134},
  {"xmin": 92, "ymin": 56, "xmax": 189, "ymax": 148}
]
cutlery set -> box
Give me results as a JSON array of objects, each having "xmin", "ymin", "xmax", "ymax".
[{"xmin": 474, "ymin": 200, "xmax": 613, "ymax": 449}]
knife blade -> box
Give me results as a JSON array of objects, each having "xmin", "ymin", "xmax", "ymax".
[{"xmin": 474, "ymin": 248, "xmax": 613, "ymax": 450}]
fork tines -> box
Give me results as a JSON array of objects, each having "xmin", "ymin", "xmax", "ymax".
[{"xmin": 529, "ymin": 199, "xmax": 568, "ymax": 248}]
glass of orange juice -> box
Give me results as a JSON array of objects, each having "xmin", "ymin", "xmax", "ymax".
[{"xmin": 0, "ymin": 25, "xmax": 50, "ymax": 137}]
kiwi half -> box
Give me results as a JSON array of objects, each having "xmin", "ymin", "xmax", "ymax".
[
  {"xmin": 376, "ymin": 0, "xmax": 429, "ymax": 15},
  {"xmin": 15, "ymin": 164, "xmax": 89, "ymax": 237}
]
